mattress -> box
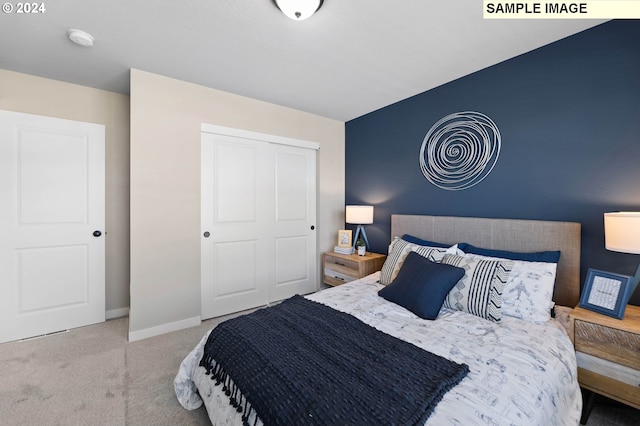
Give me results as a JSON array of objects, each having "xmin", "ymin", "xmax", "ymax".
[{"xmin": 176, "ymin": 272, "xmax": 582, "ymax": 425}]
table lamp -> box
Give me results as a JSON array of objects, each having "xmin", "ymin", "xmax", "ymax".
[
  {"xmin": 604, "ymin": 212, "xmax": 640, "ymax": 304},
  {"xmin": 346, "ymin": 205, "xmax": 374, "ymax": 250}
]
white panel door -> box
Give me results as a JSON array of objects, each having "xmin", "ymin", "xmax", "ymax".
[
  {"xmin": 271, "ymin": 144, "xmax": 316, "ymax": 302},
  {"xmin": 201, "ymin": 133, "xmax": 272, "ymax": 319},
  {"xmin": 0, "ymin": 110, "xmax": 105, "ymax": 344}
]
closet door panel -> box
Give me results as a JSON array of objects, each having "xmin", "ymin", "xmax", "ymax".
[
  {"xmin": 214, "ymin": 240, "xmax": 259, "ymax": 295},
  {"xmin": 271, "ymin": 145, "xmax": 317, "ymax": 302},
  {"xmin": 275, "ymin": 151, "xmax": 308, "ymax": 220},
  {"xmin": 216, "ymin": 144, "xmax": 257, "ymax": 223},
  {"xmin": 201, "ymin": 133, "xmax": 272, "ymax": 319}
]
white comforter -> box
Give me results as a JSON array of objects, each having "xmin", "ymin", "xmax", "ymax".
[{"xmin": 176, "ymin": 272, "xmax": 582, "ymax": 425}]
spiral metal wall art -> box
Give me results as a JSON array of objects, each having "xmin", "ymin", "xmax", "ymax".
[{"xmin": 419, "ymin": 111, "xmax": 501, "ymax": 191}]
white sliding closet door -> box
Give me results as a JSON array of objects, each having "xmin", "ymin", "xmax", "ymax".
[
  {"xmin": 201, "ymin": 125, "xmax": 317, "ymax": 320},
  {"xmin": 201, "ymin": 133, "xmax": 272, "ymax": 319},
  {"xmin": 271, "ymin": 144, "xmax": 317, "ymax": 302}
]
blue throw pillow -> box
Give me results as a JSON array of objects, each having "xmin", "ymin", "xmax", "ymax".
[
  {"xmin": 401, "ymin": 234, "xmax": 450, "ymax": 248},
  {"xmin": 378, "ymin": 252, "xmax": 465, "ymax": 320},
  {"xmin": 458, "ymin": 243, "xmax": 561, "ymax": 263}
]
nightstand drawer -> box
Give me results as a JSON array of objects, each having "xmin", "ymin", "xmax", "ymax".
[
  {"xmin": 577, "ymin": 352, "xmax": 640, "ymax": 388},
  {"xmin": 574, "ymin": 318, "xmax": 640, "ymax": 370},
  {"xmin": 323, "ymin": 268, "xmax": 356, "ymax": 286},
  {"xmin": 577, "ymin": 351, "xmax": 640, "ymax": 408},
  {"xmin": 323, "ymin": 257, "xmax": 359, "ymax": 278},
  {"xmin": 322, "ymin": 251, "xmax": 386, "ymax": 287}
]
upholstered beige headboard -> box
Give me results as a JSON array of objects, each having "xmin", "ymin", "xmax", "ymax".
[{"xmin": 390, "ymin": 215, "xmax": 581, "ymax": 307}]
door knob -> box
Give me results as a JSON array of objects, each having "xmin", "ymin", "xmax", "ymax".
[{"xmin": 93, "ymin": 230, "xmax": 102, "ymax": 237}]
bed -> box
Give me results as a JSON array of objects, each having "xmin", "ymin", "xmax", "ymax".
[{"xmin": 175, "ymin": 214, "xmax": 583, "ymax": 425}]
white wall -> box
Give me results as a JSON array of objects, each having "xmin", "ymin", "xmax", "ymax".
[
  {"xmin": 129, "ymin": 69, "xmax": 345, "ymax": 340},
  {"xmin": 0, "ymin": 69, "xmax": 131, "ymax": 318}
]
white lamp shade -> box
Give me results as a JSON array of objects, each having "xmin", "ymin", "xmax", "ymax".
[
  {"xmin": 345, "ymin": 205, "xmax": 374, "ymax": 225},
  {"xmin": 604, "ymin": 212, "xmax": 640, "ymax": 254},
  {"xmin": 274, "ymin": 0, "xmax": 322, "ymax": 20}
]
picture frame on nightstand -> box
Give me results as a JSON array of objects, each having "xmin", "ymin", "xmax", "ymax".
[
  {"xmin": 337, "ymin": 230, "xmax": 352, "ymax": 248},
  {"xmin": 579, "ymin": 268, "xmax": 633, "ymax": 319}
]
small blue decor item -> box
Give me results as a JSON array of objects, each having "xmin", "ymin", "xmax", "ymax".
[{"xmin": 420, "ymin": 111, "xmax": 501, "ymax": 191}]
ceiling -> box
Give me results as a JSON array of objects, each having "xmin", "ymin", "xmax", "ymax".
[{"xmin": 0, "ymin": 1, "xmax": 605, "ymax": 121}]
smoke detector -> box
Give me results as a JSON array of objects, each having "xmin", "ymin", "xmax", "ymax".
[{"xmin": 68, "ymin": 29, "xmax": 94, "ymax": 47}]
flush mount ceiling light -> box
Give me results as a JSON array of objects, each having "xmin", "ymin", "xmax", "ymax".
[
  {"xmin": 68, "ymin": 29, "xmax": 94, "ymax": 47},
  {"xmin": 273, "ymin": 0, "xmax": 324, "ymax": 20}
]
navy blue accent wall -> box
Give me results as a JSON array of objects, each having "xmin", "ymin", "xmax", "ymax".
[{"xmin": 345, "ymin": 20, "xmax": 640, "ymax": 304}]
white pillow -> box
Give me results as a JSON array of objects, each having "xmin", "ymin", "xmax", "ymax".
[
  {"xmin": 502, "ymin": 260, "xmax": 557, "ymax": 322},
  {"xmin": 460, "ymin": 252, "xmax": 558, "ymax": 323}
]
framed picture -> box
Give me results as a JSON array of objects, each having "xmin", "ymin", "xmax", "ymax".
[
  {"xmin": 337, "ymin": 230, "xmax": 352, "ymax": 248},
  {"xmin": 579, "ymin": 268, "xmax": 633, "ymax": 319}
]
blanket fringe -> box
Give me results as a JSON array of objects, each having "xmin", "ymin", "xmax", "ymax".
[{"xmin": 200, "ymin": 355, "xmax": 258, "ymax": 426}]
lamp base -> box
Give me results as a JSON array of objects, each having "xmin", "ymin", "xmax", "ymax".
[
  {"xmin": 352, "ymin": 225, "xmax": 370, "ymax": 251},
  {"xmin": 625, "ymin": 262, "xmax": 640, "ymax": 305}
]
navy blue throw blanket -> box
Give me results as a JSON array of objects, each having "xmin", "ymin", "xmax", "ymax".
[{"xmin": 200, "ymin": 295, "xmax": 469, "ymax": 426}]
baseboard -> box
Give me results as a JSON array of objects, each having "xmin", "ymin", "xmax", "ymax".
[
  {"xmin": 127, "ymin": 316, "xmax": 201, "ymax": 342},
  {"xmin": 106, "ymin": 307, "xmax": 129, "ymax": 320}
]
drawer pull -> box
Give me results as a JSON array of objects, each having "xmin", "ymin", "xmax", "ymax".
[{"xmin": 335, "ymin": 262, "xmax": 345, "ymax": 266}]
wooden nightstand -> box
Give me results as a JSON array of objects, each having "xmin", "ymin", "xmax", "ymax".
[
  {"xmin": 322, "ymin": 251, "xmax": 386, "ymax": 287},
  {"xmin": 569, "ymin": 305, "xmax": 640, "ymax": 423}
]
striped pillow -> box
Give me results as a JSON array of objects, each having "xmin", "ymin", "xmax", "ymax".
[
  {"xmin": 441, "ymin": 253, "xmax": 513, "ymax": 322},
  {"xmin": 459, "ymin": 252, "xmax": 558, "ymax": 323},
  {"xmin": 379, "ymin": 237, "xmax": 449, "ymax": 285}
]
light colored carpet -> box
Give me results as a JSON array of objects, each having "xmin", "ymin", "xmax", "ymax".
[
  {"xmin": 0, "ymin": 316, "xmax": 638, "ymax": 425},
  {"xmin": 0, "ymin": 317, "xmax": 214, "ymax": 426}
]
